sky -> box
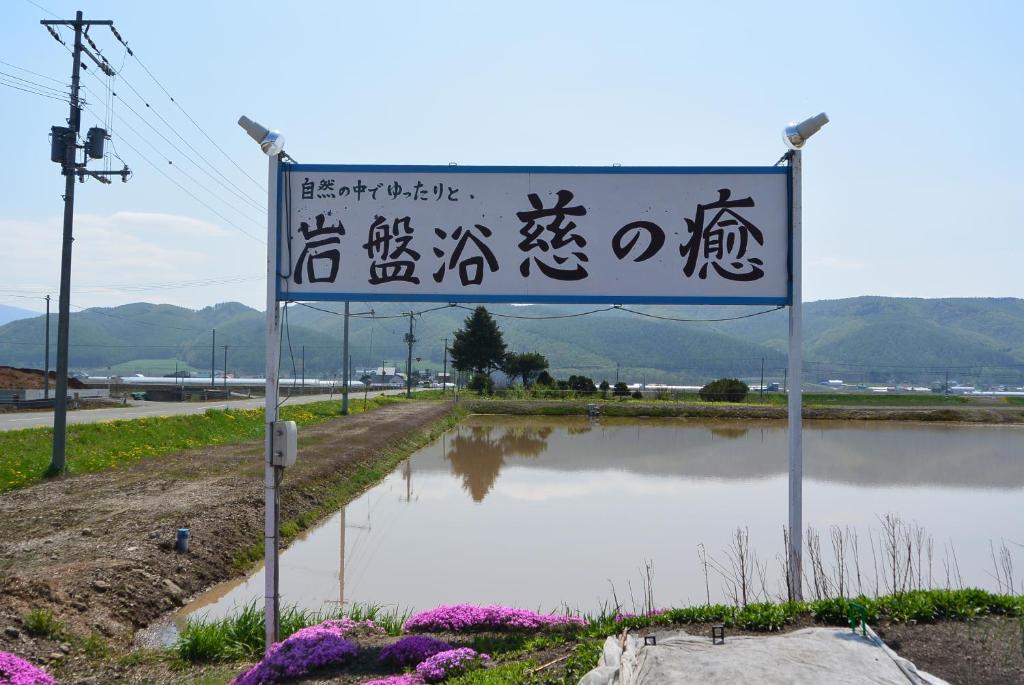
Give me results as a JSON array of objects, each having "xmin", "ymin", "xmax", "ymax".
[{"xmin": 1, "ymin": 0, "xmax": 1022, "ymax": 312}]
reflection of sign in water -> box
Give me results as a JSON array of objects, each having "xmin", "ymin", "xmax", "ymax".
[{"xmin": 279, "ymin": 165, "xmax": 790, "ymax": 305}]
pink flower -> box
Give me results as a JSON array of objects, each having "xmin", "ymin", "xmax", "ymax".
[
  {"xmin": 404, "ymin": 604, "xmax": 586, "ymax": 633},
  {"xmin": 231, "ymin": 621, "xmax": 364, "ymax": 685},
  {"xmin": 0, "ymin": 652, "xmax": 56, "ymax": 685},
  {"xmin": 415, "ymin": 648, "xmax": 490, "ymax": 683}
]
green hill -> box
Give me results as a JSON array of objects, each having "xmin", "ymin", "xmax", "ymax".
[{"xmin": 0, "ymin": 297, "xmax": 1022, "ymax": 386}]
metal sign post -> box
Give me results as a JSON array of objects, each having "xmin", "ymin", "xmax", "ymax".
[
  {"xmin": 787, "ymin": 149, "xmax": 803, "ymax": 601},
  {"xmin": 263, "ymin": 149, "xmax": 283, "ymax": 646}
]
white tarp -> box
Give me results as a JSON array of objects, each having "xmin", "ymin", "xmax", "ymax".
[
  {"xmin": 278, "ymin": 165, "xmax": 790, "ymax": 305},
  {"xmin": 579, "ymin": 627, "xmax": 951, "ymax": 685}
]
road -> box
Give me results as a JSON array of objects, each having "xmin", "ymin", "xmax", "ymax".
[{"xmin": 0, "ymin": 389, "xmax": 409, "ymax": 431}]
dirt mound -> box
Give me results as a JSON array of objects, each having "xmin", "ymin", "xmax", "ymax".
[{"xmin": 0, "ymin": 366, "xmax": 85, "ymax": 390}]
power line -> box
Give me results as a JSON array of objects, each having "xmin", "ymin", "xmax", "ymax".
[
  {"xmin": 615, "ymin": 305, "xmax": 787, "ymax": 323},
  {"xmin": 0, "ymin": 77, "xmax": 69, "ymax": 103},
  {"xmin": 24, "ymin": 0, "xmax": 57, "ymax": 19},
  {"xmin": 111, "ymin": 131, "xmax": 264, "ymax": 243},
  {"xmin": 112, "ymin": 74, "xmax": 265, "ymax": 210},
  {"xmin": 453, "ymin": 304, "xmax": 617, "ymax": 320},
  {"xmin": 65, "ymin": 303, "xmax": 209, "ymax": 331},
  {"xmin": 107, "ymin": 23, "xmax": 266, "ymax": 193},
  {"xmin": 0, "ymin": 69, "xmax": 67, "ymax": 94},
  {"xmin": 81, "ymin": 95, "xmax": 264, "ymax": 228},
  {"xmin": 0, "ymin": 275, "xmax": 262, "ymax": 297},
  {"xmin": 0, "ymin": 58, "xmax": 67, "ymax": 86},
  {"xmin": 80, "ymin": 85, "xmax": 264, "ymax": 222}
]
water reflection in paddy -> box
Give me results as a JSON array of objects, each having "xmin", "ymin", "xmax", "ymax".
[{"xmin": 177, "ymin": 415, "xmax": 1024, "ymax": 628}]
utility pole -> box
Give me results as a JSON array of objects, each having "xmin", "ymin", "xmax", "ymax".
[
  {"xmin": 210, "ymin": 329, "xmax": 216, "ymax": 387},
  {"xmin": 945, "ymin": 369, "xmax": 949, "ymax": 396},
  {"xmin": 301, "ymin": 345, "xmax": 305, "ymax": 389},
  {"xmin": 760, "ymin": 356, "xmax": 765, "ymax": 401},
  {"xmin": 615, "ymin": 361, "xmax": 620, "ymax": 385},
  {"xmin": 43, "ymin": 10, "xmax": 130, "ymax": 474},
  {"xmin": 404, "ymin": 313, "xmax": 416, "ymax": 399},
  {"xmin": 442, "ymin": 337, "xmax": 448, "ymax": 396},
  {"xmin": 44, "ymin": 295, "xmax": 51, "ymax": 400},
  {"xmin": 223, "ymin": 345, "xmax": 229, "ymax": 393}
]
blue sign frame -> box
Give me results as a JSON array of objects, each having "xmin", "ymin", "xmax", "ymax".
[{"xmin": 276, "ymin": 164, "xmax": 793, "ymax": 306}]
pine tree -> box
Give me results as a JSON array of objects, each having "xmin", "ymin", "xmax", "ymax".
[{"xmin": 450, "ymin": 306, "xmax": 506, "ymax": 377}]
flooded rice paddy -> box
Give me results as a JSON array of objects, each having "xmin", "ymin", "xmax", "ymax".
[{"xmin": 168, "ymin": 415, "xmax": 1023, "ymax": 635}]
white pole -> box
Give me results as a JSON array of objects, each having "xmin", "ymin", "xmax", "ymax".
[
  {"xmin": 787, "ymin": 148, "xmax": 803, "ymax": 601},
  {"xmin": 264, "ymin": 152, "xmax": 282, "ymax": 647},
  {"xmin": 342, "ymin": 301, "xmax": 350, "ymax": 414}
]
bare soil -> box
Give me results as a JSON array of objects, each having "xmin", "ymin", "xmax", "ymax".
[
  {"xmin": 875, "ymin": 616, "xmax": 1024, "ymax": 684},
  {"xmin": 0, "ymin": 366, "xmax": 85, "ymax": 390},
  {"xmin": 0, "ymin": 400, "xmax": 453, "ymax": 683}
]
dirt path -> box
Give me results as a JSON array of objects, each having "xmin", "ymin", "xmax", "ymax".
[{"xmin": 0, "ymin": 400, "xmax": 452, "ymax": 664}]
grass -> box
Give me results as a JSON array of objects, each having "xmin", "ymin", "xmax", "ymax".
[
  {"xmin": 23, "ymin": 607, "xmax": 64, "ymax": 638},
  {"xmin": 176, "ymin": 588, "xmax": 1023, "ymax": 672},
  {"xmin": 0, "ymin": 395, "xmax": 404, "ymax": 493},
  {"xmin": 176, "ymin": 602, "xmax": 411, "ymax": 662}
]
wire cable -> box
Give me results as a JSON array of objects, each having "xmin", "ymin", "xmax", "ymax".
[
  {"xmin": 113, "ymin": 74, "xmax": 265, "ymax": 210},
  {"xmin": 0, "ymin": 69, "xmax": 67, "ymax": 95},
  {"xmin": 81, "ymin": 84, "xmax": 265, "ymax": 220},
  {"xmin": 452, "ymin": 303, "xmax": 617, "ymax": 320},
  {"xmin": 109, "ymin": 24, "xmax": 266, "ymax": 192},
  {"xmin": 615, "ymin": 305, "xmax": 786, "ymax": 323},
  {"xmin": 110, "ymin": 131, "xmax": 264, "ymax": 243},
  {"xmin": 81, "ymin": 92, "xmax": 264, "ymax": 226},
  {"xmin": 0, "ymin": 58, "xmax": 66, "ymax": 86},
  {"xmin": 0, "ymin": 77, "xmax": 69, "ymax": 103}
]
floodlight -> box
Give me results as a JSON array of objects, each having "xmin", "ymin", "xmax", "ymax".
[
  {"xmin": 783, "ymin": 112, "xmax": 829, "ymax": 149},
  {"xmin": 238, "ymin": 115, "xmax": 285, "ymax": 156}
]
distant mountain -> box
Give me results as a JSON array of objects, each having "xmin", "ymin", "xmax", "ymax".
[
  {"xmin": 0, "ymin": 304, "xmax": 39, "ymax": 326},
  {"xmin": 0, "ymin": 297, "xmax": 1021, "ymax": 386}
]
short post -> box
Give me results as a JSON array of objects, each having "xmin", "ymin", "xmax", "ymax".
[{"xmin": 44, "ymin": 295, "xmax": 51, "ymax": 400}]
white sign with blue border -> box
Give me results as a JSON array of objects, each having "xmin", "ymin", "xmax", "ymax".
[{"xmin": 277, "ymin": 165, "xmax": 791, "ymax": 305}]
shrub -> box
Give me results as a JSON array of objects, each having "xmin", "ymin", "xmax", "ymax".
[
  {"xmin": 378, "ymin": 636, "xmax": 453, "ymax": 668},
  {"xmin": 699, "ymin": 378, "xmax": 749, "ymax": 402},
  {"xmin": 535, "ymin": 370, "xmax": 554, "ymax": 387},
  {"xmin": 415, "ymin": 648, "xmax": 490, "ymax": 683},
  {"xmin": 230, "ymin": 621, "xmax": 360, "ymax": 684},
  {"xmin": 613, "ymin": 382, "xmax": 629, "ymax": 397},
  {"xmin": 468, "ymin": 373, "xmax": 493, "ymax": 395},
  {"xmin": 567, "ymin": 375, "xmax": 597, "ymax": 395},
  {"xmin": 404, "ymin": 605, "xmax": 586, "ymax": 633},
  {"xmin": 631, "ymin": 390, "xmax": 643, "ymax": 399},
  {"xmin": 0, "ymin": 652, "xmax": 56, "ymax": 685}
]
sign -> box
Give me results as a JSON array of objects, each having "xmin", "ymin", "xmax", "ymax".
[{"xmin": 277, "ymin": 165, "xmax": 791, "ymax": 305}]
